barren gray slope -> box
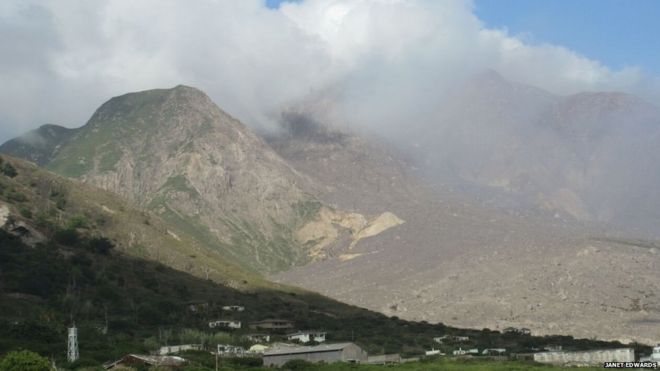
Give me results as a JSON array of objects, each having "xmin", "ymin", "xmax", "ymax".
[{"xmin": 269, "ymin": 109, "xmax": 660, "ymax": 344}]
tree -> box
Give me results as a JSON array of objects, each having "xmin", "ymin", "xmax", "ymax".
[{"xmin": 0, "ymin": 350, "xmax": 52, "ymax": 371}]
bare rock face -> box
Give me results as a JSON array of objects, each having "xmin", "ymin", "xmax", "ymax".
[
  {"xmin": 40, "ymin": 86, "xmax": 327, "ymax": 271},
  {"xmin": 268, "ymin": 104, "xmax": 660, "ymax": 344},
  {"xmin": 10, "ymin": 86, "xmax": 401, "ymax": 272},
  {"xmin": 0, "ymin": 203, "xmax": 8, "ymax": 226}
]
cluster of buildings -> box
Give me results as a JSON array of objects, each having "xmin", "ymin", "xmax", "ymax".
[
  {"xmin": 101, "ymin": 302, "xmax": 660, "ymax": 369},
  {"xmin": 102, "ymin": 337, "xmax": 660, "ymax": 369}
]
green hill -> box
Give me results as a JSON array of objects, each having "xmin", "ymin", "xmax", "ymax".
[{"xmin": 0, "ymin": 155, "xmax": 264, "ymax": 288}]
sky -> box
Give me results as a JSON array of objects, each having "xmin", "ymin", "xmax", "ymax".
[
  {"xmin": 268, "ymin": 0, "xmax": 660, "ymax": 75},
  {"xmin": 0, "ymin": 0, "xmax": 659, "ymax": 143},
  {"xmin": 472, "ymin": 0, "xmax": 660, "ymax": 75}
]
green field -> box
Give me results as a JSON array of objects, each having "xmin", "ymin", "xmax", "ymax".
[
  {"xmin": 309, "ymin": 360, "xmax": 600, "ymax": 371},
  {"xmin": 162, "ymin": 352, "xmax": 604, "ymax": 371}
]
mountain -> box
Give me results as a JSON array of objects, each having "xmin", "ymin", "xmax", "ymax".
[
  {"xmin": 0, "ymin": 86, "xmax": 403, "ymax": 273},
  {"xmin": 3, "ymin": 81, "xmax": 659, "ymax": 345},
  {"xmin": 0, "ymin": 124, "xmax": 77, "ymax": 166},
  {"xmin": 3, "ymin": 155, "xmax": 632, "ymax": 365},
  {"xmin": 266, "ymin": 90, "xmax": 660, "ymax": 344},
  {"xmin": 415, "ymin": 71, "xmax": 660, "ymax": 230}
]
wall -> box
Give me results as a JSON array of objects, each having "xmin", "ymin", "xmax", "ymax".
[
  {"xmin": 534, "ymin": 348, "xmax": 635, "ymax": 366},
  {"xmin": 263, "ymin": 350, "xmax": 343, "ymax": 367}
]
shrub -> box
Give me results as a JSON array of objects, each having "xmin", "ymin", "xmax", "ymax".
[
  {"xmin": 49, "ymin": 190, "xmax": 67, "ymax": 210},
  {"xmin": 67, "ymin": 215, "xmax": 90, "ymax": 229},
  {"xmin": 5, "ymin": 190, "xmax": 27, "ymax": 203},
  {"xmin": 1, "ymin": 163, "xmax": 18, "ymax": 178},
  {"xmin": 0, "ymin": 350, "xmax": 52, "ymax": 371},
  {"xmin": 19, "ymin": 207, "xmax": 33, "ymax": 219},
  {"xmin": 53, "ymin": 228, "xmax": 79, "ymax": 246},
  {"xmin": 88, "ymin": 237, "xmax": 114, "ymax": 255}
]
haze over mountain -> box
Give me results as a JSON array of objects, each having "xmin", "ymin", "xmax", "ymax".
[
  {"xmin": 267, "ymin": 77, "xmax": 660, "ymax": 343},
  {"xmin": 2, "ymin": 78, "xmax": 659, "ymax": 344},
  {"xmin": 404, "ymin": 71, "xmax": 660, "ymax": 232}
]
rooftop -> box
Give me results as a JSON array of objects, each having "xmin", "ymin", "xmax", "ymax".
[{"xmin": 264, "ymin": 342, "xmax": 356, "ymax": 356}]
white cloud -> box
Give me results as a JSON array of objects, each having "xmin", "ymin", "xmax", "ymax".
[{"xmin": 0, "ymin": 0, "xmax": 657, "ymax": 141}]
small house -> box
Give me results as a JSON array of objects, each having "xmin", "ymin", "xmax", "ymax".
[
  {"xmin": 222, "ymin": 305, "xmax": 245, "ymax": 312},
  {"xmin": 208, "ymin": 320, "xmax": 241, "ymax": 329},
  {"xmin": 246, "ymin": 333, "xmax": 271, "ymax": 343},
  {"xmin": 186, "ymin": 301, "xmax": 209, "ymax": 313},
  {"xmin": 452, "ymin": 348, "xmax": 478, "ymax": 356},
  {"xmin": 452, "ymin": 348, "xmax": 467, "ymax": 356},
  {"xmin": 248, "ymin": 319, "xmax": 294, "ymax": 330},
  {"xmin": 503, "ymin": 327, "xmax": 531, "ymax": 335},
  {"xmin": 286, "ymin": 331, "xmax": 326, "ymax": 344},
  {"xmin": 433, "ymin": 335, "xmax": 469, "ymax": 344},
  {"xmin": 543, "ymin": 345, "xmax": 562, "ymax": 352},
  {"xmin": 482, "ymin": 348, "xmax": 506, "ymax": 355}
]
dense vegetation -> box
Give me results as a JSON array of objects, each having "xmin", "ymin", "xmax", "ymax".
[
  {"xmin": 0, "ymin": 350, "xmax": 52, "ymax": 371},
  {"xmin": 0, "ymin": 155, "xmax": 649, "ymax": 370}
]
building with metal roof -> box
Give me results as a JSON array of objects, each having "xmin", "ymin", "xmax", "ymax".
[
  {"xmin": 104, "ymin": 354, "xmax": 186, "ymax": 369},
  {"xmin": 248, "ymin": 319, "xmax": 294, "ymax": 330},
  {"xmin": 263, "ymin": 342, "xmax": 367, "ymax": 366}
]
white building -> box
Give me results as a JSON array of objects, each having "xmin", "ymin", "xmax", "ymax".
[
  {"xmin": 221, "ymin": 305, "xmax": 245, "ymax": 312},
  {"xmin": 287, "ymin": 331, "xmax": 326, "ymax": 344},
  {"xmin": 434, "ymin": 335, "xmax": 470, "ymax": 344},
  {"xmin": 641, "ymin": 345, "xmax": 660, "ymax": 362},
  {"xmin": 452, "ymin": 348, "xmax": 467, "ymax": 356},
  {"xmin": 246, "ymin": 334, "xmax": 271, "ymax": 343},
  {"xmin": 217, "ymin": 344, "xmax": 246, "ymax": 357},
  {"xmin": 209, "ymin": 320, "xmax": 241, "ymax": 329},
  {"xmin": 543, "ymin": 345, "xmax": 562, "ymax": 352},
  {"xmin": 425, "ymin": 349, "xmax": 441, "ymax": 356},
  {"xmin": 158, "ymin": 344, "xmax": 202, "ymax": 355},
  {"xmin": 533, "ymin": 348, "xmax": 635, "ymax": 366},
  {"xmin": 452, "ymin": 348, "xmax": 478, "ymax": 356},
  {"xmin": 482, "ymin": 348, "xmax": 506, "ymax": 355}
]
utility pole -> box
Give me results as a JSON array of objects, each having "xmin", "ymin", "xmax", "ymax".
[
  {"xmin": 215, "ymin": 344, "xmax": 219, "ymax": 371},
  {"xmin": 67, "ymin": 325, "xmax": 79, "ymax": 363}
]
